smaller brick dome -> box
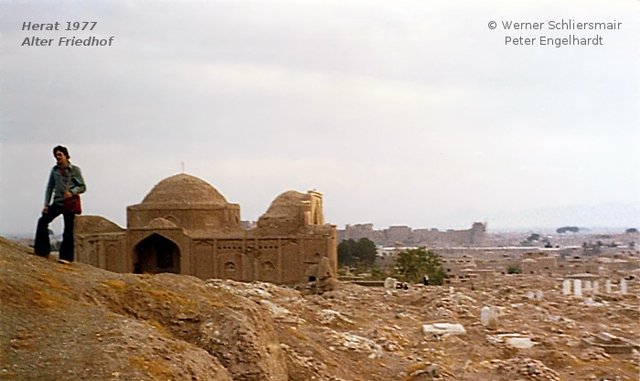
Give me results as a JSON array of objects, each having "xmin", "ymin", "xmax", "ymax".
[{"xmin": 261, "ymin": 191, "xmax": 307, "ymax": 218}]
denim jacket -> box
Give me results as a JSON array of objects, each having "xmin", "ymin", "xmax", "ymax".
[{"xmin": 45, "ymin": 163, "xmax": 86, "ymax": 206}]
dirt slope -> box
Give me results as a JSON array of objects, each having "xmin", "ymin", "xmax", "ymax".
[{"xmin": 1, "ymin": 237, "xmax": 638, "ymax": 380}]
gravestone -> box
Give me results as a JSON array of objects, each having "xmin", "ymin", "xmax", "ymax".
[
  {"xmin": 480, "ymin": 306, "xmax": 499, "ymax": 329},
  {"xmin": 605, "ymin": 279, "xmax": 612, "ymax": 294},
  {"xmin": 573, "ymin": 279, "xmax": 582, "ymax": 297},
  {"xmin": 384, "ymin": 277, "xmax": 397, "ymax": 289},
  {"xmin": 620, "ymin": 278, "xmax": 628, "ymax": 295}
]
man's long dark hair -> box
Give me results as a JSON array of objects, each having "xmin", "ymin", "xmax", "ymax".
[{"xmin": 53, "ymin": 145, "xmax": 70, "ymax": 159}]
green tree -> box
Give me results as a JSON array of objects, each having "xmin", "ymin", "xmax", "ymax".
[
  {"xmin": 338, "ymin": 239, "xmax": 356, "ymax": 267},
  {"xmin": 338, "ymin": 238, "xmax": 378, "ymax": 268},
  {"xmin": 526, "ymin": 233, "xmax": 541, "ymax": 242},
  {"xmin": 556, "ymin": 226, "xmax": 580, "ymax": 234},
  {"xmin": 395, "ymin": 248, "xmax": 446, "ymax": 285},
  {"xmin": 506, "ymin": 265, "xmax": 522, "ymax": 274},
  {"xmin": 370, "ymin": 265, "xmax": 392, "ymax": 280},
  {"xmin": 355, "ymin": 238, "xmax": 377, "ymax": 268}
]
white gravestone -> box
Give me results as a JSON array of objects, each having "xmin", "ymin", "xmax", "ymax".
[
  {"xmin": 620, "ymin": 278, "xmax": 628, "ymax": 295},
  {"xmin": 573, "ymin": 279, "xmax": 582, "ymax": 297},
  {"xmin": 383, "ymin": 277, "xmax": 397, "ymax": 289},
  {"xmin": 562, "ymin": 279, "xmax": 572, "ymax": 295},
  {"xmin": 605, "ymin": 279, "xmax": 612, "ymax": 294},
  {"xmin": 480, "ymin": 306, "xmax": 499, "ymax": 328}
]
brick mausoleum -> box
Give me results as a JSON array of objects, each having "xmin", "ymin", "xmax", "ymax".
[{"xmin": 75, "ymin": 173, "xmax": 337, "ymax": 284}]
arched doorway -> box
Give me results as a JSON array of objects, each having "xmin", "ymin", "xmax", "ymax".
[{"xmin": 133, "ymin": 234, "xmax": 180, "ymax": 274}]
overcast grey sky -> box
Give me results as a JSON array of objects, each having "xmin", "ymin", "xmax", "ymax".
[{"xmin": 1, "ymin": 0, "xmax": 639, "ymax": 236}]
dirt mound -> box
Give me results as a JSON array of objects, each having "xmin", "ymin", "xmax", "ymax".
[{"xmin": 1, "ymin": 238, "xmax": 638, "ymax": 380}]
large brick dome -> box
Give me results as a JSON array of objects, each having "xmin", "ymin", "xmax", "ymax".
[{"xmin": 142, "ymin": 174, "xmax": 228, "ymax": 205}]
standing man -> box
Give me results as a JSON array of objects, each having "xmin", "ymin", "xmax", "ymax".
[{"xmin": 34, "ymin": 145, "xmax": 86, "ymax": 263}]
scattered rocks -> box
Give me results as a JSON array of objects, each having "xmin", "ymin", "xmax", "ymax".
[
  {"xmin": 318, "ymin": 309, "xmax": 354, "ymax": 325},
  {"xmin": 480, "ymin": 356, "xmax": 560, "ymax": 381},
  {"xmin": 1, "ymin": 238, "xmax": 638, "ymax": 381},
  {"xmin": 330, "ymin": 332, "xmax": 383, "ymax": 359},
  {"xmin": 580, "ymin": 347, "xmax": 611, "ymax": 361}
]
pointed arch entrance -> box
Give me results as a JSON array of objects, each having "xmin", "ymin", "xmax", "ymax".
[{"xmin": 133, "ymin": 233, "xmax": 180, "ymax": 274}]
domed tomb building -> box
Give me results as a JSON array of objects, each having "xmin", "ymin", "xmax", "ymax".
[{"xmin": 74, "ymin": 174, "xmax": 337, "ymax": 284}]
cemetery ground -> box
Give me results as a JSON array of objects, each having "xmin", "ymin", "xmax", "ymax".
[{"xmin": 0, "ymin": 236, "xmax": 638, "ymax": 381}]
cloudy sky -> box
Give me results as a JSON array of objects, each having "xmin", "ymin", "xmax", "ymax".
[{"xmin": 1, "ymin": 0, "xmax": 638, "ymax": 236}]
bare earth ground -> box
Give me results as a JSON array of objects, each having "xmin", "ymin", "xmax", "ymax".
[{"xmin": 1, "ymin": 237, "xmax": 638, "ymax": 381}]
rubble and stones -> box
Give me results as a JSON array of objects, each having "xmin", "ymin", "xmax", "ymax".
[{"xmin": 1, "ymin": 236, "xmax": 638, "ymax": 381}]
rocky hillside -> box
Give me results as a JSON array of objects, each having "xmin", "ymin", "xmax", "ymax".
[{"xmin": 1, "ymin": 237, "xmax": 638, "ymax": 380}]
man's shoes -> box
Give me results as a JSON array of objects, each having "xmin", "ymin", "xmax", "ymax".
[{"xmin": 57, "ymin": 259, "xmax": 71, "ymax": 265}]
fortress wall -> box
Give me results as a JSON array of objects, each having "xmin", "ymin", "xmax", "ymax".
[{"xmin": 339, "ymin": 222, "xmax": 486, "ymax": 247}]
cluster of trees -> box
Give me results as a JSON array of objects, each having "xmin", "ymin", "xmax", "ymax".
[
  {"xmin": 557, "ymin": 227, "xmax": 638, "ymax": 234},
  {"xmin": 338, "ymin": 240, "xmax": 446, "ymax": 285},
  {"xmin": 395, "ymin": 248, "xmax": 446, "ymax": 285},
  {"xmin": 582, "ymin": 241, "xmax": 604, "ymax": 254},
  {"xmin": 581, "ymin": 240, "xmax": 622, "ymax": 254},
  {"xmin": 556, "ymin": 226, "xmax": 580, "ymax": 234},
  {"xmin": 522, "ymin": 233, "xmax": 553, "ymax": 248},
  {"xmin": 337, "ymin": 238, "xmax": 377, "ymax": 268}
]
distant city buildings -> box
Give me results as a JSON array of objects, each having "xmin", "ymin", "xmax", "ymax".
[
  {"xmin": 339, "ymin": 223, "xmax": 639, "ymax": 288},
  {"xmin": 338, "ymin": 222, "xmax": 487, "ymax": 247}
]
